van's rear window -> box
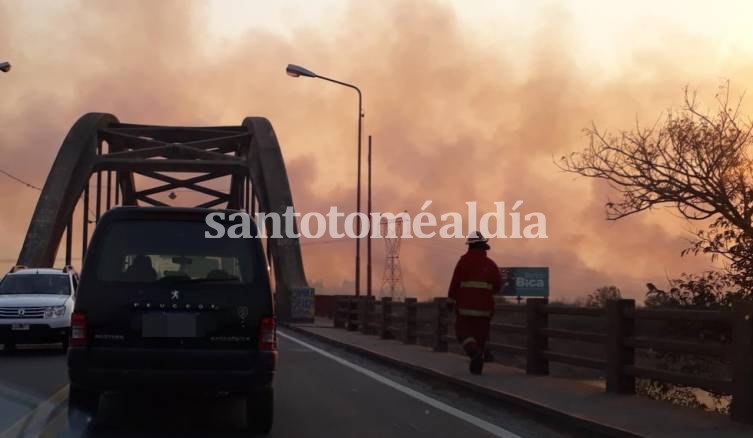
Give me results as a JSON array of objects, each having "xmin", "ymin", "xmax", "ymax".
[{"xmin": 94, "ymin": 220, "xmax": 257, "ymax": 284}]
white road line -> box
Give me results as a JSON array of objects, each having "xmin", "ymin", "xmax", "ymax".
[
  {"xmin": 0, "ymin": 385, "xmax": 68, "ymax": 438},
  {"xmin": 0, "ymin": 383, "xmax": 41, "ymax": 409},
  {"xmin": 278, "ymin": 330, "xmax": 522, "ymax": 438}
]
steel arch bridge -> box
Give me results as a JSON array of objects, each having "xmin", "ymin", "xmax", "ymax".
[{"xmin": 16, "ymin": 113, "xmax": 309, "ymax": 321}]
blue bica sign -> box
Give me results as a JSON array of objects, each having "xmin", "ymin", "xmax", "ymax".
[
  {"xmin": 290, "ymin": 287, "xmax": 316, "ymax": 321},
  {"xmin": 499, "ymin": 267, "xmax": 549, "ymax": 297}
]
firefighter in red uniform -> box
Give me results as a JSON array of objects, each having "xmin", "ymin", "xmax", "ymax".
[{"xmin": 447, "ymin": 231, "xmax": 502, "ymax": 374}]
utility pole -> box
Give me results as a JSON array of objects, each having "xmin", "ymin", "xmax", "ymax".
[{"xmin": 367, "ymin": 135, "xmax": 373, "ymax": 297}]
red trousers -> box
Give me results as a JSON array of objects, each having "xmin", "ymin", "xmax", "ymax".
[{"xmin": 455, "ymin": 315, "xmax": 491, "ymax": 356}]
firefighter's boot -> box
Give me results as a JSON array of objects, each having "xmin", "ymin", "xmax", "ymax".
[{"xmin": 463, "ymin": 339, "xmax": 484, "ymax": 375}]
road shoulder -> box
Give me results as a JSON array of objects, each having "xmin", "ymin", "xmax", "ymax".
[{"xmin": 286, "ymin": 321, "xmax": 753, "ymax": 438}]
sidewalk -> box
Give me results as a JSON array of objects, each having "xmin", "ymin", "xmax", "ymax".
[{"xmin": 287, "ymin": 319, "xmax": 753, "ymax": 438}]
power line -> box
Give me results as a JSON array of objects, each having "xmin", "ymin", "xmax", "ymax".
[
  {"xmin": 403, "ymin": 240, "xmax": 460, "ymax": 259},
  {"xmin": 300, "ymin": 239, "xmax": 351, "ymax": 247},
  {"xmin": 0, "ymin": 168, "xmax": 41, "ymax": 191},
  {"xmin": 0, "ymin": 169, "xmax": 98, "ymax": 222}
]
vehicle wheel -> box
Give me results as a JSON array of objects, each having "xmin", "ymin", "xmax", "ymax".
[
  {"xmin": 61, "ymin": 336, "xmax": 69, "ymax": 352},
  {"xmin": 68, "ymin": 385, "xmax": 100, "ymax": 432},
  {"xmin": 246, "ymin": 387, "xmax": 273, "ymax": 435}
]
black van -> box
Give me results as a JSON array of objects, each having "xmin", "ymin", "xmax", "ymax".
[{"xmin": 67, "ymin": 207, "xmax": 276, "ymax": 434}]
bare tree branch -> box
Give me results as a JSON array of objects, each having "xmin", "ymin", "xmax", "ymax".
[{"xmin": 556, "ymin": 83, "xmax": 753, "ymax": 290}]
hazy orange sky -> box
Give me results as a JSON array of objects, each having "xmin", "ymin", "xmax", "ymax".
[{"xmin": 2, "ymin": 0, "xmax": 753, "ymax": 300}]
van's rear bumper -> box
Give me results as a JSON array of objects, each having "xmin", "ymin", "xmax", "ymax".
[{"xmin": 68, "ymin": 347, "xmax": 276, "ymax": 393}]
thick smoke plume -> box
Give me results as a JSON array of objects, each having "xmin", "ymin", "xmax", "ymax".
[{"xmin": 1, "ymin": 0, "xmax": 751, "ymax": 300}]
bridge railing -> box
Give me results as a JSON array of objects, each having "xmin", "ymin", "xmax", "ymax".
[{"xmin": 330, "ymin": 296, "xmax": 753, "ymax": 424}]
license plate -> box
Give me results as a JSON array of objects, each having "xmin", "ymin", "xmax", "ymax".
[
  {"xmin": 142, "ymin": 313, "xmax": 197, "ymax": 338},
  {"xmin": 11, "ymin": 324, "xmax": 30, "ymax": 331}
]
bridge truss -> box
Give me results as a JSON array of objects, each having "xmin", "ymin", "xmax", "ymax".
[{"xmin": 16, "ymin": 113, "xmax": 308, "ymax": 321}]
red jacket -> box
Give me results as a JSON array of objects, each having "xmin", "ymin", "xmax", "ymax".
[{"xmin": 448, "ymin": 248, "xmax": 502, "ymax": 317}]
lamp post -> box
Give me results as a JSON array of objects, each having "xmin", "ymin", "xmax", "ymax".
[
  {"xmin": 286, "ymin": 63, "xmax": 364, "ymax": 296},
  {"xmin": 0, "ymin": 61, "xmax": 11, "ymax": 73}
]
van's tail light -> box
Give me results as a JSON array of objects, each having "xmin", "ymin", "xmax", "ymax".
[
  {"xmin": 71, "ymin": 313, "xmax": 88, "ymax": 347},
  {"xmin": 258, "ymin": 317, "xmax": 276, "ymax": 351}
]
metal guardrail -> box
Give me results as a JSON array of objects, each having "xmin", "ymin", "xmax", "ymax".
[{"xmin": 331, "ymin": 295, "xmax": 753, "ymax": 424}]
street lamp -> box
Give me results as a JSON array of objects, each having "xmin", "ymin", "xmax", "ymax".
[
  {"xmin": 285, "ymin": 64, "xmax": 316, "ymax": 78},
  {"xmin": 0, "ymin": 61, "xmax": 11, "ymax": 73},
  {"xmin": 286, "ymin": 63, "xmax": 365, "ymax": 296}
]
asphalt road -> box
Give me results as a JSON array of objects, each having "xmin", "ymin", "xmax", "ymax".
[{"xmin": 0, "ymin": 331, "xmax": 579, "ymax": 438}]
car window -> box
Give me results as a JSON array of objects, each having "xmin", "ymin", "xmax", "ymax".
[
  {"xmin": 0, "ymin": 274, "xmax": 71, "ymax": 295},
  {"xmin": 94, "ymin": 220, "xmax": 257, "ymax": 284}
]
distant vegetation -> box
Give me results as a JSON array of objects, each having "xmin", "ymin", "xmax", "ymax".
[
  {"xmin": 584, "ymin": 285, "xmax": 621, "ymax": 308},
  {"xmin": 555, "ymin": 281, "xmax": 730, "ymax": 413},
  {"xmin": 636, "ymin": 273, "xmax": 732, "ymax": 413},
  {"xmin": 645, "ymin": 271, "xmax": 745, "ymax": 309}
]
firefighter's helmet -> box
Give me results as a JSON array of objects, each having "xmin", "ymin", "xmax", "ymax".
[{"xmin": 466, "ymin": 231, "xmax": 488, "ymax": 245}]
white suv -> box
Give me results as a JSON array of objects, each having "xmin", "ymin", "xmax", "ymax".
[{"xmin": 0, "ymin": 266, "xmax": 78, "ymax": 352}]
